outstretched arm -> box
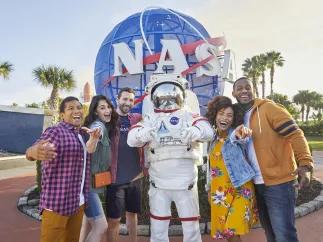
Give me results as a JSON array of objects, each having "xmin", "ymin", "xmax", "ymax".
[
  {"xmin": 26, "ymin": 139, "xmax": 57, "ymax": 161},
  {"xmin": 81, "ymin": 127, "xmax": 101, "ymax": 153},
  {"xmin": 194, "ymin": 119, "xmax": 214, "ymax": 142},
  {"xmin": 230, "ymin": 125, "xmax": 252, "ymax": 145}
]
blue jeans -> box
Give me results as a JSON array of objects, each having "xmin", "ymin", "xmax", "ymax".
[
  {"xmin": 84, "ymin": 192, "xmax": 105, "ymax": 219},
  {"xmin": 255, "ymin": 180, "xmax": 299, "ymax": 242}
]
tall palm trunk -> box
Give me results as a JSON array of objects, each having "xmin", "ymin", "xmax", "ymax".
[
  {"xmin": 300, "ymin": 105, "xmax": 305, "ymax": 122},
  {"xmin": 49, "ymin": 86, "xmax": 59, "ymax": 111},
  {"xmin": 261, "ymin": 72, "xmax": 265, "ymax": 98},
  {"xmin": 270, "ymin": 66, "xmax": 275, "ymax": 96},
  {"xmin": 305, "ymin": 105, "xmax": 310, "ymax": 123},
  {"xmin": 252, "ymin": 77, "xmax": 259, "ymax": 97}
]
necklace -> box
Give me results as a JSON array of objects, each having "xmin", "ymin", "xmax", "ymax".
[
  {"xmin": 214, "ymin": 128, "xmax": 228, "ymax": 142},
  {"xmin": 237, "ymin": 101, "xmax": 254, "ymax": 113}
]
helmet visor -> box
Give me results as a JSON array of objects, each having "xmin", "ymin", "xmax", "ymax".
[{"xmin": 151, "ymin": 83, "xmax": 184, "ymax": 110}]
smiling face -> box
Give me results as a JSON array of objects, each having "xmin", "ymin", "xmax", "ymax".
[
  {"xmin": 95, "ymin": 99, "xmax": 112, "ymax": 123},
  {"xmin": 215, "ymin": 107, "xmax": 234, "ymax": 132},
  {"xmin": 117, "ymin": 91, "xmax": 135, "ymax": 116},
  {"xmin": 232, "ymin": 78, "xmax": 255, "ymax": 104},
  {"xmin": 60, "ymin": 100, "xmax": 83, "ymax": 127}
]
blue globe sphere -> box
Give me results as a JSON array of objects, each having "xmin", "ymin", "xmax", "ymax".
[{"xmin": 94, "ymin": 8, "xmax": 223, "ymax": 114}]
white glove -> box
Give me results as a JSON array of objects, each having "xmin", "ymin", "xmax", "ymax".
[
  {"xmin": 182, "ymin": 126, "xmax": 201, "ymax": 144},
  {"xmin": 136, "ymin": 127, "xmax": 155, "ymax": 143}
]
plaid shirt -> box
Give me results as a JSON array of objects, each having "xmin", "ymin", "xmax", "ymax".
[{"xmin": 38, "ymin": 122, "xmax": 91, "ymax": 216}]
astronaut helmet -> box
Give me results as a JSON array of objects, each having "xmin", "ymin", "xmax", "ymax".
[{"xmin": 146, "ymin": 74, "xmax": 189, "ymax": 111}]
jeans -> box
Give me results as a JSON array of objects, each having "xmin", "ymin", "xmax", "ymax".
[
  {"xmin": 84, "ymin": 192, "xmax": 105, "ymax": 219},
  {"xmin": 255, "ymin": 180, "xmax": 299, "ymax": 242}
]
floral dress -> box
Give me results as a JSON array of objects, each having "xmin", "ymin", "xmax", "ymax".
[{"xmin": 210, "ymin": 137, "xmax": 257, "ymax": 239}]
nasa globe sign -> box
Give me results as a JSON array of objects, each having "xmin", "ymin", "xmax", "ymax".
[{"xmin": 94, "ymin": 7, "xmax": 235, "ymax": 114}]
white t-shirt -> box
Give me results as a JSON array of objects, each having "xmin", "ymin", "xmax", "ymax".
[
  {"xmin": 244, "ymin": 109, "xmax": 264, "ymax": 184},
  {"xmin": 78, "ymin": 134, "xmax": 87, "ymax": 205}
]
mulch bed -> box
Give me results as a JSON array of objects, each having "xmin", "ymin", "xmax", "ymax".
[
  {"xmin": 131, "ymin": 178, "xmax": 323, "ymax": 225},
  {"xmin": 296, "ymin": 178, "xmax": 322, "ymax": 206},
  {"xmin": 28, "ymin": 188, "xmax": 40, "ymax": 201},
  {"xmin": 27, "ymin": 178, "xmax": 322, "ymax": 225}
]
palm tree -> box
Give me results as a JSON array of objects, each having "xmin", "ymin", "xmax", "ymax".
[
  {"xmin": 267, "ymin": 92, "xmax": 291, "ymax": 107},
  {"xmin": 293, "ymin": 90, "xmax": 311, "ymax": 122},
  {"xmin": 308, "ymin": 92, "xmax": 322, "ymax": 121},
  {"xmin": 267, "ymin": 92, "xmax": 299, "ymax": 120},
  {"xmin": 311, "ymin": 93, "xmax": 323, "ymax": 121},
  {"xmin": 313, "ymin": 95, "xmax": 323, "ymax": 116},
  {"xmin": 0, "ymin": 61, "xmax": 14, "ymax": 80},
  {"xmin": 242, "ymin": 56, "xmax": 261, "ymax": 97},
  {"xmin": 33, "ymin": 65, "xmax": 76, "ymax": 111},
  {"xmin": 266, "ymin": 51, "xmax": 285, "ymax": 96}
]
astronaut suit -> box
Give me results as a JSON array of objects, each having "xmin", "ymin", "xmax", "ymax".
[{"xmin": 127, "ymin": 74, "xmax": 214, "ymax": 242}]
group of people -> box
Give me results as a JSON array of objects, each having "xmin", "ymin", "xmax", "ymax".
[
  {"xmin": 26, "ymin": 88, "xmax": 143, "ymax": 242},
  {"xmin": 25, "ymin": 75, "xmax": 313, "ymax": 242}
]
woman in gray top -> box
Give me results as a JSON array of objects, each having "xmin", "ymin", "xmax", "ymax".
[{"xmin": 80, "ymin": 95, "xmax": 118, "ymax": 242}]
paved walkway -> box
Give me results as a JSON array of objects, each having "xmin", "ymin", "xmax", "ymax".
[
  {"xmin": 0, "ymin": 176, "xmax": 39, "ymax": 242},
  {"xmin": 0, "ymin": 151, "xmax": 322, "ymax": 242}
]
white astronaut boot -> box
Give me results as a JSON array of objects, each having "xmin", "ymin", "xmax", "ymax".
[{"xmin": 150, "ymin": 218, "xmax": 170, "ymax": 242}]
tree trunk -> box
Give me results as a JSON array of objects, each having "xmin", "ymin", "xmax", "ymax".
[
  {"xmin": 301, "ymin": 105, "xmax": 305, "ymax": 122},
  {"xmin": 261, "ymin": 72, "xmax": 265, "ymax": 98},
  {"xmin": 305, "ymin": 105, "xmax": 310, "ymax": 123},
  {"xmin": 49, "ymin": 87, "xmax": 59, "ymax": 111},
  {"xmin": 270, "ymin": 67, "xmax": 275, "ymax": 96},
  {"xmin": 252, "ymin": 78, "xmax": 259, "ymax": 98}
]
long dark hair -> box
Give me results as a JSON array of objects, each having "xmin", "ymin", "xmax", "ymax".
[
  {"xmin": 83, "ymin": 95, "xmax": 118, "ymax": 138},
  {"xmin": 206, "ymin": 96, "xmax": 239, "ymax": 129}
]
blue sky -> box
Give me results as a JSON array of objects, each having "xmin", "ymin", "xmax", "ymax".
[{"xmin": 0, "ymin": 0, "xmax": 322, "ymax": 105}]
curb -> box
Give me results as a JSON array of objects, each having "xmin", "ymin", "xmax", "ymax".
[
  {"xmin": 17, "ymin": 185, "xmax": 41, "ymax": 221},
  {"xmin": 0, "ymin": 155, "xmax": 26, "ymax": 161},
  {"xmin": 17, "ymin": 180, "xmax": 323, "ymax": 236}
]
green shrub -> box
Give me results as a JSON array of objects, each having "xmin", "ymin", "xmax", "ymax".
[
  {"xmin": 36, "ymin": 160, "xmax": 42, "ymax": 192},
  {"xmin": 299, "ymin": 121, "xmax": 323, "ymax": 136},
  {"xmin": 137, "ymin": 166, "xmax": 210, "ymax": 225}
]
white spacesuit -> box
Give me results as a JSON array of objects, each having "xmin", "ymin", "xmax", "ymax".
[{"xmin": 127, "ymin": 74, "xmax": 214, "ymax": 242}]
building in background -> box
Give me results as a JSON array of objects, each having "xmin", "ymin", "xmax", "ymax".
[
  {"xmin": 0, "ymin": 105, "xmax": 53, "ymax": 154},
  {"xmin": 81, "ymin": 81, "xmax": 93, "ymax": 104}
]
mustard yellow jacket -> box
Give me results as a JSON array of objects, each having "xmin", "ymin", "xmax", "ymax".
[{"xmin": 249, "ymin": 98, "xmax": 313, "ymax": 185}]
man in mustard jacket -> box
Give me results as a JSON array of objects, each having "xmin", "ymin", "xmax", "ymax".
[{"xmin": 232, "ymin": 77, "xmax": 313, "ymax": 242}]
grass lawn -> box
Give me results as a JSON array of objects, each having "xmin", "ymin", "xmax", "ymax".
[{"xmin": 306, "ymin": 136, "xmax": 323, "ymax": 151}]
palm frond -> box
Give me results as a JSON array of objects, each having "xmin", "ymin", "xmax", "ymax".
[{"xmin": 0, "ymin": 61, "xmax": 14, "ymax": 79}]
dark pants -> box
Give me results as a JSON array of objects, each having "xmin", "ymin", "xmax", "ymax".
[
  {"xmin": 106, "ymin": 179, "xmax": 142, "ymax": 218},
  {"xmin": 255, "ymin": 180, "xmax": 299, "ymax": 242}
]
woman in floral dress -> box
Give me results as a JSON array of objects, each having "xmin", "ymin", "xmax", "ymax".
[{"xmin": 206, "ymin": 96, "xmax": 257, "ymax": 242}]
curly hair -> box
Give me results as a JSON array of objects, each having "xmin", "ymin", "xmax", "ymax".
[
  {"xmin": 83, "ymin": 95, "xmax": 119, "ymax": 138},
  {"xmin": 206, "ymin": 96, "xmax": 238, "ymax": 128}
]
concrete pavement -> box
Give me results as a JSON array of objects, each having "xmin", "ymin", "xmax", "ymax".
[{"xmin": 0, "ymin": 152, "xmax": 322, "ymax": 242}]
